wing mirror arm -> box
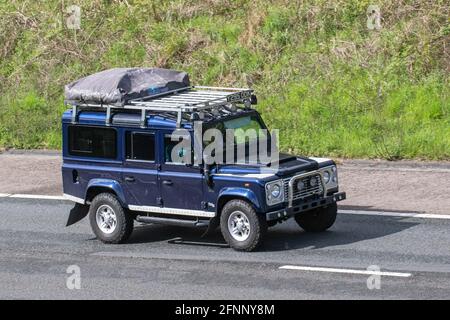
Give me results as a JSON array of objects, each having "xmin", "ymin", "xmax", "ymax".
[
  {"xmin": 204, "ymin": 164, "xmax": 213, "ymax": 187},
  {"xmin": 203, "ymin": 155, "xmax": 214, "ymax": 188}
]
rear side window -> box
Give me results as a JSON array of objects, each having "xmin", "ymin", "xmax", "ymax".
[
  {"xmin": 68, "ymin": 126, "xmax": 116, "ymax": 159},
  {"xmin": 126, "ymin": 132, "xmax": 155, "ymax": 161}
]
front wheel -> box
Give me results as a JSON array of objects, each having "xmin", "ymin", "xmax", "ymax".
[
  {"xmin": 294, "ymin": 203, "xmax": 337, "ymax": 232},
  {"xmin": 89, "ymin": 193, "xmax": 133, "ymax": 244},
  {"xmin": 220, "ymin": 200, "xmax": 267, "ymax": 251}
]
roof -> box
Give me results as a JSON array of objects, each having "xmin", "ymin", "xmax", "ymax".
[
  {"xmin": 62, "ymin": 107, "xmax": 259, "ymax": 130},
  {"xmin": 62, "ymin": 110, "xmax": 183, "ymax": 129},
  {"xmin": 65, "ymin": 86, "xmax": 257, "ymax": 128}
]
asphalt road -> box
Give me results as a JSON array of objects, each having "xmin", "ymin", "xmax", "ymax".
[{"xmin": 0, "ymin": 197, "xmax": 449, "ymax": 299}]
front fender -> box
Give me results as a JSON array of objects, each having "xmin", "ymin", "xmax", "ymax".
[
  {"xmin": 85, "ymin": 178, "xmax": 126, "ymax": 205},
  {"xmin": 217, "ymin": 187, "xmax": 263, "ymax": 213}
]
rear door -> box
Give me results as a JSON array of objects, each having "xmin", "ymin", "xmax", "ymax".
[
  {"xmin": 63, "ymin": 125, "xmax": 122, "ymax": 201},
  {"xmin": 122, "ymin": 130, "xmax": 160, "ymax": 207},
  {"xmin": 158, "ymin": 130, "xmax": 205, "ymax": 211}
]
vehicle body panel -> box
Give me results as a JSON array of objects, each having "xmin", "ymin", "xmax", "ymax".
[{"xmin": 62, "ymin": 108, "xmax": 345, "ymax": 222}]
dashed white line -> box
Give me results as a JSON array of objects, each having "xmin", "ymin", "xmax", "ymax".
[
  {"xmin": 339, "ymin": 209, "xmax": 450, "ymax": 220},
  {"xmin": 279, "ymin": 265, "xmax": 412, "ymax": 277}
]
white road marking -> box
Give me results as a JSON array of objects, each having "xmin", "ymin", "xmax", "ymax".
[
  {"xmin": 63, "ymin": 193, "xmax": 85, "ymax": 204},
  {"xmin": 340, "ymin": 209, "xmax": 450, "ymax": 220},
  {"xmin": 279, "ymin": 265, "xmax": 412, "ymax": 277},
  {"xmin": 8, "ymin": 194, "xmax": 66, "ymax": 200},
  {"xmin": 0, "ymin": 193, "xmax": 11, "ymax": 197}
]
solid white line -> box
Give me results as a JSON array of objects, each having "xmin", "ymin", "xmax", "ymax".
[
  {"xmin": 279, "ymin": 265, "xmax": 412, "ymax": 277},
  {"xmin": 339, "ymin": 209, "xmax": 450, "ymax": 220},
  {"xmin": 0, "ymin": 193, "xmax": 11, "ymax": 197},
  {"xmin": 63, "ymin": 193, "xmax": 85, "ymax": 204},
  {"xmin": 8, "ymin": 194, "xmax": 66, "ymax": 200}
]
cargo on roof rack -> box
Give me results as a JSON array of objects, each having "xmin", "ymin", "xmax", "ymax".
[
  {"xmin": 65, "ymin": 68, "xmax": 256, "ymax": 128},
  {"xmin": 65, "ymin": 67, "xmax": 190, "ymax": 107}
]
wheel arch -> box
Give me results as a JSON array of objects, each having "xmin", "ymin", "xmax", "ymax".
[
  {"xmin": 85, "ymin": 179, "xmax": 126, "ymax": 206},
  {"xmin": 216, "ymin": 188, "xmax": 262, "ymax": 217}
]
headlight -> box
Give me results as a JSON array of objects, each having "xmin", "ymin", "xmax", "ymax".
[
  {"xmin": 266, "ymin": 179, "xmax": 284, "ymax": 205},
  {"xmin": 323, "ymin": 170, "xmax": 331, "ymax": 183},
  {"xmin": 320, "ymin": 165, "xmax": 338, "ymax": 188},
  {"xmin": 271, "ymin": 184, "xmax": 281, "ymax": 198},
  {"xmin": 331, "ymin": 166, "xmax": 337, "ymax": 182}
]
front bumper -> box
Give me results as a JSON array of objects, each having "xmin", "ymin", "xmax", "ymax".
[{"xmin": 266, "ymin": 191, "xmax": 346, "ymax": 221}]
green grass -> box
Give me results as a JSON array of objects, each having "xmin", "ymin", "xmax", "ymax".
[{"xmin": 0, "ymin": 0, "xmax": 449, "ymax": 159}]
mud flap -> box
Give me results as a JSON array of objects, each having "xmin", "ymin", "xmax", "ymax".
[
  {"xmin": 201, "ymin": 216, "xmax": 219, "ymax": 238},
  {"xmin": 66, "ymin": 203, "xmax": 89, "ymax": 227}
]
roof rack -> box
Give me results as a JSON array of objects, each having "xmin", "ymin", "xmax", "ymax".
[{"xmin": 68, "ymin": 86, "xmax": 256, "ymax": 128}]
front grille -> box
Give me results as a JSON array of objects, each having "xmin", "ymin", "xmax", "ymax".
[{"xmin": 283, "ymin": 173, "xmax": 324, "ymax": 203}]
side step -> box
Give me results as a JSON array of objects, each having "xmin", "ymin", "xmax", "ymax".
[{"xmin": 136, "ymin": 215, "xmax": 209, "ymax": 228}]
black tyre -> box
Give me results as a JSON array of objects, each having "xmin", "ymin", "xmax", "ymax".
[
  {"xmin": 220, "ymin": 199, "xmax": 267, "ymax": 251},
  {"xmin": 89, "ymin": 193, "xmax": 133, "ymax": 244},
  {"xmin": 294, "ymin": 203, "xmax": 338, "ymax": 232}
]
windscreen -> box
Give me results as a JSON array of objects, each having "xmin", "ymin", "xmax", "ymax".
[{"xmin": 202, "ymin": 114, "xmax": 271, "ymax": 165}]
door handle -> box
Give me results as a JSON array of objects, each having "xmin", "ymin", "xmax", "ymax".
[
  {"xmin": 125, "ymin": 176, "xmax": 135, "ymax": 182},
  {"xmin": 162, "ymin": 180, "xmax": 173, "ymax": 186}
]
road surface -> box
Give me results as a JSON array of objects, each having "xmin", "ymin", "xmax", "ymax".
[{"xmin": 0, "ymin": 197, "xmax": 449, "ymax": 299}]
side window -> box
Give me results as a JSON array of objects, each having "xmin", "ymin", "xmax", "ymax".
[
  {"xmin": 164, "ymin": 134, "xmax": 190, "ymax": 164},
  {"xmin": 68, "ymin": 126, "xmax": 116, "ymax": 159},
  {"xmin": 126, "ymin": 132, "xmax": 155, "ymax": 161}
]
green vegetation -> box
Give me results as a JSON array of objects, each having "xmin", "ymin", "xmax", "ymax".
[{"xmin": 0, "ymin": 0, "xmax": 448, "ymax": 159}]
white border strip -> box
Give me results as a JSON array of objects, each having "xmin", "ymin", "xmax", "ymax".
[
  {"xmin": 0, "ymin": 193, "xmax": 11, "ymax": 198},
  {"xmin": 63, "ymin": 193, "xmax": 85, "ymax": 204},
  {"xmin": 8, "ymin": 194, "xmax": 66, "ymax": 200},
  {"xmin": 279, "ymin": 265, "xmax": 412, "ymax": 277},
  {"xmin": 340, "ymin": 209, "xmax": 450, "ymax": 220}
]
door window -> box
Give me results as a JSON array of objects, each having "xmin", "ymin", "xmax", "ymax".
[
  {"xmin": 125, "ymin": 132, "xmax": 155, "ymax": 162},
  {"xmin": 163, "ymin": 134, "xmax": 191, "ymax": 165}
]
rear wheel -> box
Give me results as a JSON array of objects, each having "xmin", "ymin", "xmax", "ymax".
[
  {"xmin": 294, "ymin": 203, "xmax": 337, "ymax": 232},
  {"xmin": 89, "ymin": 193, "xmax": 133, "ymax": 244},
  {"xmin": 220, "ymin": 200, "xmax": 267, "ymax": 251}
]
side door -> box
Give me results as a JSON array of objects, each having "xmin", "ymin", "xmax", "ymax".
[
  {"xmin": 122, "ymin": 130, "xmax": 160, "ymax": 207},
  {"xmin": 158, "ymin": 130, "xmax": 205, "ymax": 212}
]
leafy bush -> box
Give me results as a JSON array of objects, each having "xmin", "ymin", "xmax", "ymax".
[{"xmin": 0, "ymin": 0, "xmax": 448, "ymax": 159}]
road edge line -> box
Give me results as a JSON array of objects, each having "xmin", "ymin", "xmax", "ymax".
[
  {"xmin": 279, "ymin": 265, "xmax": 412, "ymax": 277},
  {"xmin": 7, "ymin": 194, "xmax": 66, "ymax": 200},
  {"xmin": 339, "ymin": 209, "xmax": 450, "ymax": 220}
]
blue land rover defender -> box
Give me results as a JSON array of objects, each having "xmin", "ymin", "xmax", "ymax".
[{"xmin": 63, "ymin": 68, "xmax": 346, "ymax": 251}]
